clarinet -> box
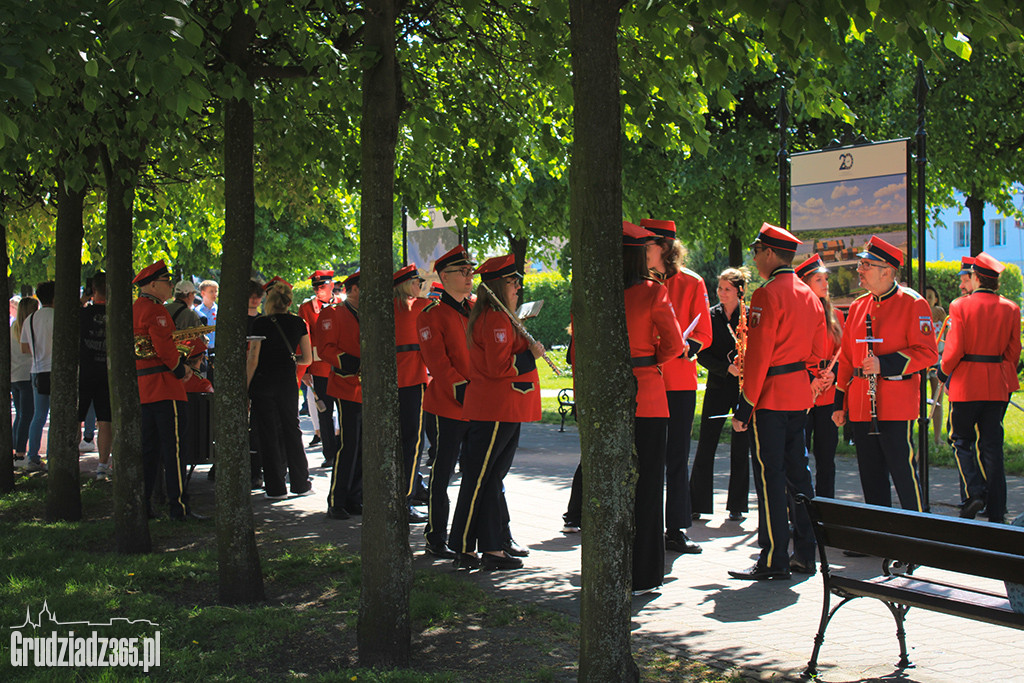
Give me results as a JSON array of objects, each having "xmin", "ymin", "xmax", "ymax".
[{"xmin": 865, "ymin": 314, "xmax": 881, "ymax": 435}]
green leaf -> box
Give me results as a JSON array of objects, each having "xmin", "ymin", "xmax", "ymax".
[
  {"xmin": 943, "ymin": 32, "xmax": 972, "ymax": 61},
  {"xmin": 85, "ymin": 59, "xmax": 98, "ymax": 77},
  {"xmin": 183, "ymin": 21, "xmax": 204, "ymax": 47}
]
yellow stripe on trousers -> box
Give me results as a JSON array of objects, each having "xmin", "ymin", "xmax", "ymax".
[
  {"xmin": 461, "ymin": 422, "xmax": 500, "ymax": 554},
  {"xmin": 905, "ymin": 421, "xmax": 923, "ymax": 512},
  {"xmin": 750, "ymin": 412, "xmax": 777, "ymax": 569},
  {"xmin": 171, "ymin": 401, "xmax": 186, "ymax": 517},
  {"xmin": 328, "ymin": 398, "xmax": 345, "ymax": 509},
  {"xmin": 406, "ymin": 384, "xmax": 425, "ymax": 497}
]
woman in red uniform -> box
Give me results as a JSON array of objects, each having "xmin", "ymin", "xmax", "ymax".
[
  {"xmin": 797, "ymin": 254, "xmax": 844, "ymax": 498},
  {"xmin": 394, "ymin": 264, "xmax": 430, "ymax": 523},
  {"xmin": 448, "ymin": 255, "xmax": 543, "ymax": 571}
]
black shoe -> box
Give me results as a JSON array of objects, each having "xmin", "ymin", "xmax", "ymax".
[
  {"xmin": 326, "ymin": 507, "xmax": 351, "ymax": 520},
  {"xmin": 411, "ymin": 486, "xmax": 429, "ymax": 504},
  {"xmin": 728, "ymin": 563, "xmax": 790, "ymax": 581},
  {"xmin": 206, "ymin": 465, "xmax": 216, "ymax": 482},
  {"xmin": 408, "ymin": 507, "xmax": 428, "ymax": 523},
  {"xmin": 345, "ymin": 503, "xmax": 363, "ymax": 516},
  {"xmin": 691, "ymin": 512, "xmax": 702, "ymax": 521},
  {"xmin": 842, "ymin": 550, "xmax": 868, "ymax": 558},
  {"xmin": 172, "ymin": 511, "xmax": 209, "ymax": 522},
  {"xmin": 454, "ymin": 553, "xmax": 481, "ymax": 570},
  {"xmin": 504, "ymin": 539, "xmax": 530, "ymax": 557},
  {"xmin": 960, "ymin": 497, "xmax": 985, "ymax": 520},
  {"xmin": 665, "ymin": 531, "xmax": 702, "ymax": 554},
  {"xmin": 789, "ymin": 556, "xmax": 816, "ymax": 575},
  {"xmin": 320, "ymin": 459, "xmax": 333, "ymax": 469},
  {"xmin": 425, "ymin": 542, "xmax": 456, "ymax": 559},
  {"xmin": 250, "ymin": 477, "xmax": 264, "ymax": 490},
  {"xmin": 308, "ymin": 434, "xmax": 321, "ymax": 447},
  {"xmin": 482, "ymin": 553, "xmax": 523, "ymax": 571},
  {"xmin": 728, "ymin": 511, "xmax": 745, "ymax": 521}
]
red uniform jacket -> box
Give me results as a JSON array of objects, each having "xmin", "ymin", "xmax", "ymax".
[
  {"xmin": 298, "ymin": 298, "xmax": 332, "ymax": 379},
  {"xmin": 318, "ymin": 302, "xmax": 361, "ymax": 403},
  {"xmin": 134, "ymin": 294, "xmax": 187, "ymax": 404},
  {"xmin": 626, "ymin": 279, "xmax": 685, "ymax": 418},
  {"xmin": 418, "ymin": 292, "xmax": 473, "ymax": 420},
  {"xmin": 736, "ymin": 267, "xmax": 826, "ymax": 423},
  {"xmin": 395, "ymin": 296, "xmax": 429, "ymax": 388},
  {"xmin": 659, "ymin": 268, "xmax": 712, "ymax": 391},
  {"xmin": 462, "ymin": 306, "xmax": 541, "ymax": 423},
  {"xmin": 809, "ymin": 308, "xmax": 845, "ymax": 408},
  {"xmin": 835, "ymin": 284, "xmax": 938, "ymax": 422},
  {"xmin": 941, "ymin": 289, "xmax": 1021, "ymax": 402}
]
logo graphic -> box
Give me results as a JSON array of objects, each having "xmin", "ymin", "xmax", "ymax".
[
  {"xmin": 839, "ymin": 152, "xmax": 854, "ymax": 171},
  {"xmin": 919, "ymin": 316, "xmax": 932, "ymax": 335},
  {"xmin": 419, "ymin": 327, "xmax": 431, "ymax": 341},
  {"xmin": 10, "ymin": 601, "xmax": 161, "ymax": 672},
  {"xmin": 494, "ymin": 328, "xmax": 507, "ymax": 343},
  {"xmin": 320, "ymin": 318, "xmax": 332, "ymax": 330}
]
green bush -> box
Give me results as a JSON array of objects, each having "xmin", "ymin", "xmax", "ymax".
[
  {"xmin": 917, "ymin": 260, "xmax": 1022, "ymax": 311},
  {"xmin": 522, "ymin": 272, "xmax": 572, "ymax": 348}
]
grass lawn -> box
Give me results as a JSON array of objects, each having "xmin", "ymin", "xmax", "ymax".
[
  {"xmin": 539, "ymin": 364, "xmax": 1024, "ymax": 477},
  {"xmin": 0, "ymin": 476, "xmax": 741, "ymax": 682}
]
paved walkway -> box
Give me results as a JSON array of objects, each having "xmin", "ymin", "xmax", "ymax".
[{"xmin": 86, "ymin": 420, "xmax": 1024, "ymax": 682}]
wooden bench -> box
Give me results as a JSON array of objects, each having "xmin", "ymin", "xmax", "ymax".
[
  {"xmin": 799, "ymin": 495, "xmax": 1024, "ymax": 677},
  {"xmin": 557, "ymin": 388, "xmax": 575, "ymax": 432}
]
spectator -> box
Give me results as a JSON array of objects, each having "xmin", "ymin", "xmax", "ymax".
[
  {"xmin": 167, "ymin": 280, "xmax": 203, "ymax": 330},
  {"xmin": 196, "ymin": 280, "xmax": 218, "ymax": 382},
  {"xmin": 79, "ymin": 272, "xmax": 113, "ymax": 480},
  {"xmin": 20, "ymin": 281, "xmax": 55, "ymax": 472},
  {"xmin": 11, "ymin": 296, "xmax": 39, "ymax": 468},
  {"xmin": 247, "ymin": 279, "xmax": 313, "ymax": 499}
]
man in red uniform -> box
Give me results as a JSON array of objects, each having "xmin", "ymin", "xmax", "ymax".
[
  {"xmin": 394, "ymin": 264, "xmax": 430, "ymax": 523},
  {"xmin": 940, "ymin": 251, "xmax": 1020, "ymax": 522},
  {"xmin": 418, "ymin": 245, "xmax": 476, "ymax": 558},
  {"xmin": 320, "ymin": 271, "xmax": 363, "ymax": 520},
  {"xmin": 832, "ymin": 236, "xmax": 938, "ymax": 512},
  {"xmin": 958, "ymin": 256, "xmax": 976, "ymax": 298},
  {"xmin": 133, "ymin": 260, "xmax": 199, "ymax": 520},
  {"xmin": 641, "ymin": 218, "xmax": 712, "ymax": 554},
  {"xmin": 729, "ymin": 224, "xmax": 826, "ymax": 580},
  {"xmin": 298, "ymin": 270, "xmax": 336, "ymax": 466}
]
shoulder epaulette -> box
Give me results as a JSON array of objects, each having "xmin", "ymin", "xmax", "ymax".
[
  {"xmin": 899, "ymin": 286, "xmax": 924, "ymax": 300},
  {"xmin": 853, "ymin": 291, "xmax": 872, "ymax": 302},
  {"xmin": 680, "ymin": 267, "xmax": 702, "ymax": 281},
  {"xmin": 422, "ymin": 301, "xmax": 439, "ymax": 313}
]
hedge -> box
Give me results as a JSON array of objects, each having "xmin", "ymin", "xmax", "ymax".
[
  {"xmin": 918, "ymin": 260, "xmax": 1022, "ymax": 311},
  {"xmin": 522, "ymin": 272, "xmax": 572, "ymax": 348}
]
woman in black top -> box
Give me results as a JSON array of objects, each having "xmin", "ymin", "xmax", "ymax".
[
  {"xmin": 248, "ymin": 280, "xmax": 313, "ymax": 498},
  {"xmin": 689, "ymin": 267, "xmax": 750, "ymax": 521}
]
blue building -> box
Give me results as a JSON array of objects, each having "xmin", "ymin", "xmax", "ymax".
[{"xmin": 925, "ymin": 186, "xmax": 1024, "ymax": 272}]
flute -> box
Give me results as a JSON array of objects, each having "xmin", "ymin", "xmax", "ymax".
[
  {"xmin": 865, "ymin": 314, "xmax": 881, "ymax": 435},
  {"xmin": 811, "ymin": 347, "xmax": 843, "ymax": 401},
  {"xmin": 479, "ymin": 282, "xmax": 563, "ymax": 376}
]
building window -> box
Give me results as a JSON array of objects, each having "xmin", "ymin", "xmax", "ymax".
[
  {"xmin": 954, "ymin": 221, "xmax": 969, "ymax": 248},
  {"xmin": 991, "ymin": 218, "xmax": 1006, "ymax": 246}
]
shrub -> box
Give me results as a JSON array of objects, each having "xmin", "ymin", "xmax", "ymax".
[
  {"xmin": 522, "ymin": 272, "xmax": 572, "ymax": 348},
  {"xmin": 918, "ymin": 260, "xmax": 1022, "ymax": 311}
]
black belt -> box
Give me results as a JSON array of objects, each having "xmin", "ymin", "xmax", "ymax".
[
  {"xmin": 962, "ymin": 354, "xmax": 1002, "ymax": 363},
  {"xmin": 631, "ymin": 355, "xmax": 657, "ymax": 368},
  {"xmin": 818, "ymin": 359, "xmax": 833, "ymax": 369},
  {"xmin": 137, "ymin": 364, "xmax": 170, "ymax": 377},
  {"xmin": 766, "ymin": 361, "xmax": 805, "ymax": 376},
  {"xmin": 853, "ymin": 368, "xmax": 914, "ymax": 381},
  {"xmin": 396, "ymin": 344, "xmax": 420, "ymax": 353}
]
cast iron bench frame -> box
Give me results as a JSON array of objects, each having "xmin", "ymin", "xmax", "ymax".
[
  {"xmin": 800, "ymin": 495, "xmax": 1024, "ymax": 678},
  {"xmin": 557, "ymin": 387, "xmax": 575, "ymax": 432}
]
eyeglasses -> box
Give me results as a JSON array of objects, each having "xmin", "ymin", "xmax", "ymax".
[
  {"xmin": 504, "ymin": 276, "xmax": 522, "ymax": 287},
  {"xmin": 750, "ymin": 245, "xmax": 766, "ymax": 256},
  {"xmin": 443, "ymin": 267, "xmax": 474, "ymax": 278},
  {"xmin": 856, "ymin": 260, "xmax": 888, "ymax": 271}
]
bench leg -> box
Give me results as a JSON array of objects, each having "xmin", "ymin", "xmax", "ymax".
[
  {"xmin": 559, "ymin": 413, "xmax": 565, "ymax": 433},
  {"xmin": 805, "ymin": 592, "xmax": 855, "ymax": 678},
  {"xmin": 883, "ymin": 602, "xmax": 912, "ymax": 669}
]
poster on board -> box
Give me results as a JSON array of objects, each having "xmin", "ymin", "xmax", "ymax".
[{"xmin": 790, "ymin": 139, "xmax": 909, "ymax": 306}]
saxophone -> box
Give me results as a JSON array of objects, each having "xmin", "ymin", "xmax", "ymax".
[
  {"xmin": 735, "ymin": 298, "xmax": 747, "ymax": 391},
  {"xmin": 135, "ymin": 325, "xmax": 215, "ymax": 359}
]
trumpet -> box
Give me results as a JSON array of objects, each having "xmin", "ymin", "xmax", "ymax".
[{"xmin": 135, "ymin": 325, "xmax": 215, "ymax": 359}]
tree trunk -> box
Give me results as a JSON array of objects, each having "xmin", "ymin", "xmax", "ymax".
[
  {"xmin": 356, "ymin": 0, "xmax": 411, "ymax": 668},
  {"xmin": 46, "ymin": 174, "xmax": 84, "ymax": 522},
  {"xmin": 507, "ymin": 230, "xmax": 527, "ymax": 307},
  {"xmin": 965, "ymin": 192, "xmax": 984, "ymax": 257},
  {"xmin": 103, "ymin": 148, "xmax": 151, "ymax": 553},
  {"xmin": 728, "ymin": 228, "xmax": 743, "ymax": 267},
  {"xmin": 569, "ymin": 2, "xmax": 639, "ymax": 682},
  {"xmin": 0, "ymin": 194, "xmax": 12, "ymax": 494},
  {"xmin": 216, "ymin": 8, "xmax": 265, "ymax": 605}
]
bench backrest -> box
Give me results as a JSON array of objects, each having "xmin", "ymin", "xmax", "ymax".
[{"xmin": 803, "ymin": 496, "xmax": 1024, "ymax": 585}]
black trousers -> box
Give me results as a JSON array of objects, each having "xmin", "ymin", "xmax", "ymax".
[
  {"xmin": 634, "ymin": 417, "xmax": 668, "ymax": 592},
  {"xmin": 425, "ymin": 413, "xmax": 470, "ymax": 546},
  {"xmin": 142, "ymin": 399, "xmax": 189, "ymax": 519},
  {"xmin": 850, "ymin": 420, "xmax": 923, "ymax": 511},
  {"xmin": 449, "ymin": 421, "xmax": 520, "ymax": 554},
  {"xmin": 326, "ymin": 398, "xmax": 362, "ymax": 511},
  {"xmin": 252, "ymin": 381, "xmax": 310, "ymax": 496},
  {"xmin": 564, "ymin": 462, "xmax": 583, "ymax": 526},
  {"xmin": 422, "ymin": 408, "xmax": 439, "ymax": 467},
  {"xmin": 665, "ymin": 390, "xmax": 696, "ymax": 531},
  {"xmin": 690, "ymin": 379, "xmax": 749, "ymax": 514},
  {"xmin": 750, "ymin": 409, "xmax": 815, "ymax": 570},
  {"xmin": 312, "ymin": 375, "xmax": 338, "ymax": 464},
  {"xmin": 399, "ymin": 384, "xmax": 425, "ymax": 498},
  {"xmin": 950, "ymin": 400, "xmax": 1008, "ymax": 522},
  {"xmin": 806, "ymin": 405, "xmax": 839, "ymax": 498}
]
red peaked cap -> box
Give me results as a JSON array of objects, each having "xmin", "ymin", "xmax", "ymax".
[
  {"xmin": 795, "ymin": 253, "xmax": 828, "ymax": 280},
  {"xmin": 393, "ymin": 264, "xmax": 424, "ymax": 286},
  {"xmin": 473, "ymin": 254, "xmax": 520, "ymax": 282},
  {"xmin": 133, "ymin": 260, "xmax": 171, "ymax": 286},
  {"xmin": 264, "ymin": 276, "xmax": 292, "ymax": 291},
  {"xmin": 433, "ymin": 245, "xmax": 475, "ymax": 273},
  {"xmin": 342, "ymin": 270, "xmax": 360, "ymax": 288},
  {"xmin": 185, "ymin": 336, "xmax": 207, "ymax": 359},
  {"xmin": 310, "ymin": 269, "xmax": 334, "ymax": 286},
  {"xmin": 639, "ymin": 218, "xmax": 676, "ymax": 239},
  {"xmin": 430, "ymin": 281, "xmax": 445, "ymax": 292},
  {"xmin": 750, "ymin": 222, "xmax": 801, "ymax": 252},
  {"xmin": 622, "ymin": 221, "xmax": 657, "ymax": 247},
  {"xmin": 959, "ymin": 256, "xmax": 976, "ymax": 275},
  {"xmin": 972, "ymin": 251, "xmax": 1004, "ymax": 278},
  {"xmin": 858, "ymin": 235, "xmax": 904, "ymax": 269}
]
